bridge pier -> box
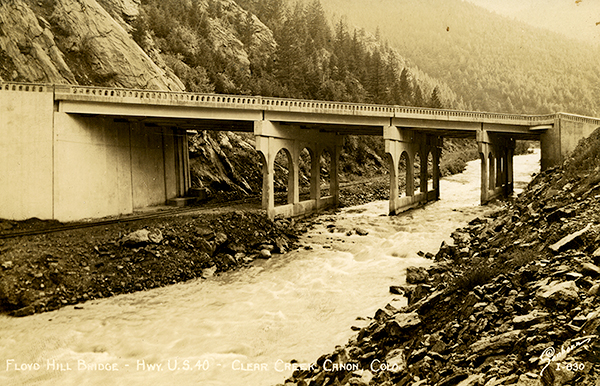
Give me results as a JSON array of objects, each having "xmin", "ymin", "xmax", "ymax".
[
  {"xmin": 385, "ymin": 126, "xmax": 442, "ymax": 215},
  {"xmin": 254, "ymin": 120, "xmax": 344, "ymax": 219},
  {"xmin": 478, "ymin": 129, "xmax": 515, "ymax": 203}
]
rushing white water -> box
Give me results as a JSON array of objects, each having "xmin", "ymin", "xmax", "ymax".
[{"xmin": 0, "ymin": 151, "xmax": 540, "ymax": 386}]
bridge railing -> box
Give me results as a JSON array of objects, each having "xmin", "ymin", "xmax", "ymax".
[
  {"xmin": 393, "ymin": 106, "xmax": 556, "ymax": 125},
  {"xmin": 556, "ymin": 112, "xmax": 600, "ymax": 126},
  {"xmin": 0, "ymin": 81, "xmax": 571, "ymax": 127},
  {"xmin": 56, "ymin": 84, "xmax": 265, "ymax": 109},
  {"xmin": 0, "ymin": 82, "xmax": 51, "ymax": 93}
]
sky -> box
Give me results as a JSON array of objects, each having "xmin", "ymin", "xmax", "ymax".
[{"xmin": 466, "ymin": 0, "xmax": 600, "ymax": 45}]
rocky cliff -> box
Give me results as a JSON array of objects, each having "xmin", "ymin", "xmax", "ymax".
[
  {"xmin": 0, "ymin": 0, "xmax": 275, "ymax": 90},
  {"xmin": 0, "ymin": 0, "xmax": 181, "ymax": 89}
]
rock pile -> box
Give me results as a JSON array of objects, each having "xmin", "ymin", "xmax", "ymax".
[{"xmin": 282, "ymin": 136, "xmax": 600, "ymax": 385}]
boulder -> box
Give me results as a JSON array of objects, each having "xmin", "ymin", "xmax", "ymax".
[
  {"xmin": 580, "ymin": 262, "xmax": 600, "ymax": 277},
  {"xmin": 1, "ymin": 261, "xmax": 14, "ymax": 270},
  {"xmin": 386, "ymin": 312, "xmax": 421, "ymax": 335},
  {"xmin": 406, "ymin": 266, "xmax": 429, "ymax": 284},
  {"xmin": 384, "ymin": 348, "xmax": 406, "ymax": 373},
  {"xmin": 549, "ymin": 223, "xmax": 591, "ymax": 253},
  {"xmin": 536, "ymin": 281, "xmax": 580, "ymax": 310},
  {"xmin": 469, "ymin": 330, "xmax": 522, "ymax": 355},
  {"xmin": 588, "ymin": 283, "xmax": 600, "ymax": 296},
  {"xmin": 516, "ymin": 373, "xmax": 543, "ymax": 386},
  {"xmin": 201, "ymin": 265, "xmax": 217, "ymax": 278},
  {"xmin": 512, "ymin": 311, "xmax": 549, "ymax": 329},
  {"xmin": 214, "ymin": 232, "xmax": 228, "ymax": 248},
  {"xmin": 122, "ymin": 229, "xmax": 162, "ymax": 246},
  {"xmin": 121, "ymin": 229, "xmax": 151, "ymax": 246},
  {"xmin": 274, "ymin": 237, "xmax": 289, "ymax": 253},
  {"xmin": 258, "ymin": 249, "xmax": 272, "ymax": 259},
  {"xmin": 354, "ymin": 227, "xmax": 369, "ymax": 236},
  {"xmin": 148, "ymin": 229, "xmax": 163, "ymax": 244}
]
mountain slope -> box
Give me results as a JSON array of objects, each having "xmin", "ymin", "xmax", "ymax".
[
  {"xmin": 319, "ymin": 0, "xmax": 600, "ymax": 116},
  {"xmin": 467, "ymin": 0, "xmax": 600, "ymax": 45},
  {"xmin": 0, "ymin": 0, "xmax": 183, "ymax": 89}
]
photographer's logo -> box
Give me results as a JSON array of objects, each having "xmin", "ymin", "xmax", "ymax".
[{"xmin": 539, "ymin": 335, "xmax": 596, "ymax": 376}]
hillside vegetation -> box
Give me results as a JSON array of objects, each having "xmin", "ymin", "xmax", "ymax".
[
  {"xmin": 131, "ymin": 0, "xmax": 460, "ymax": 107},
  {"xmin": 319, "ymin": 0, "xmax": 600, "ymax": 116}
]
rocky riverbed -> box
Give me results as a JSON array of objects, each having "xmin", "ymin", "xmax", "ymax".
[
  {"xmin": 281, "ymin": 135, "xmax": 600, "ymax": 385},
  {"xmin": 0, "ymin": 211, "xmax": 303, "ymax": 317}
]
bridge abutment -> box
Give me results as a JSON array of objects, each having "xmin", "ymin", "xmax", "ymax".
[
  {"xmin": 254, "ymin": 120, "xmax": 344, "ymax": 219},
  {"xmin": 540, "ymin": 114, "xmax": 600, "ymax": 170},
  {"xmin": 385, "ymin": 126, "xmax": 441, "ymax": 215}
]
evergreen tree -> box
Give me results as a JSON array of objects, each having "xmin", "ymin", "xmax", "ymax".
[
  {"xmin": 430, "ymin": 86, "xmax": 444, "ymax": 108},
  {"xmin": 306, "ymin": 0, "xmax": 331, "ymax": 51},
  {"xmin": 414, "ymin": 84, "xmax": 424, "ymax": 107},
  {"xmin": 398, "ymin": 68, "xmax": 413, "ymax": 105}
]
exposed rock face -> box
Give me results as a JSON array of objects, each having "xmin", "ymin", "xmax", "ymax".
[
  {"xmin": 96, "ymin": 0, "xmax": 141, "ymax": 31},
  {"xmin": 0, "ymin": 0, "xmax": 276, "ymax": 92},
  {"xmin": 0, "ymin": 0, "xmax": 183, "ymax": 89},
  {"xmin": 50, "ymin": 0, "xmax": 184, "ymax": 90},
  {"xmin": 0, "ymin": 0, "xmax": 75, "ymax": 83}
]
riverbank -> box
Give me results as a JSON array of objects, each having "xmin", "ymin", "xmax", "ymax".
[
  {"xmin": 0, "ymin": 211, "xmax": 304, "ymax": 317},
  {"xmin": 282, "ymin": 136, "xmax": 600, "ymax": 385}
]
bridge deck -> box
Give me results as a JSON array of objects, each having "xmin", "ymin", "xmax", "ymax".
[{"xmin": 45, "ymin": 84, "xmax": 559, "ymax": 138}]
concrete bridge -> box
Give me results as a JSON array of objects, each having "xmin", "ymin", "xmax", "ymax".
[{"xmin": 2, "ymin": 82, "xmax": 600, "ymax": 221}]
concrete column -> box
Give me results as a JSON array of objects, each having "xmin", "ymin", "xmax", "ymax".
[
  {"xmin": 432, "ymin": 136, "xmax": 441, "ymax": 200},
  {"xmin": 406, "ymin": 150, "xmax": 415, "ymax": 197},
  {"xmin": 419, "ymin": 140, "xmax": 428, "ymax": 195},
  {"xmin": 260, "ymin": 138, "xmax": 275, "ymax": 217},
  {"xmin": 183, "ymin": 130, "xmax": 191, "ymax": 194},
  {"xmin": 310, "ymin": 147, "xmax": 320, "ymax": 200},
  {"xmin": 506, "ymin": 145, "xmax": 514, "ymax": 195},
  {"xmin": 388, "ymin": 152, "xmax": 399, "ymax": 215},
  {"xmin": 384, "ymin": 128, "xmax": 402, "ymax": 215},
  {"xmin": 480, "ymin": 148, "xmax": 489, "ymax": 204},
  {"xmin": 289, "ymin": 143, "xmax": 299, "ymax": 206},
  {"xmin": 331, "ymin": 144, "xmax": 342, "ymax": 207},
  {"xmin": 478, "ymin": 127, "xmax": 491, "ymax": 204},
  {"xmin": 495, "ymin": 147, "xmax": 502, "ymax": 188}
]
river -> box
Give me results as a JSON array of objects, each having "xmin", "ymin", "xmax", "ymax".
[{"xmin": 0, "ymin": 150, "xmax": 540, "ymax": 386}]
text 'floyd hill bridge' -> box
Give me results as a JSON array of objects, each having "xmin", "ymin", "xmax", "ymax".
[{"xmin": 2, "ymin": 82, "xmax": 600, "ymax": 222}]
